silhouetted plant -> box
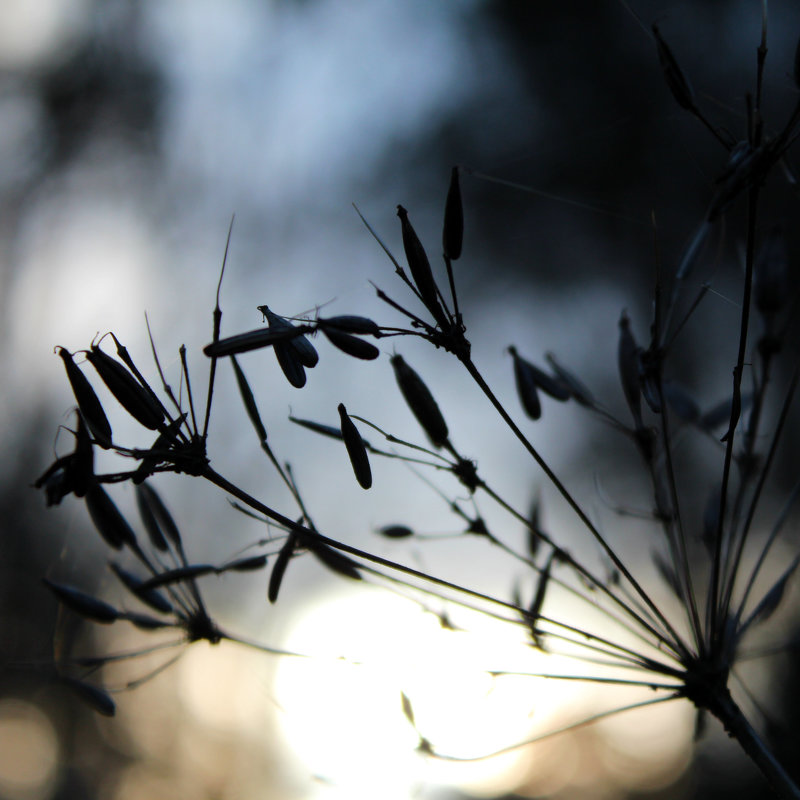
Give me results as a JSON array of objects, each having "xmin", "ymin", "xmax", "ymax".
[{"xmin": 35, "ymin": 16, "xmax": 800, "ymax": 799}]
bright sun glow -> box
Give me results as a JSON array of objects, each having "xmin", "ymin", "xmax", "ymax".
[{"xmin": 272, "ymin": 587, "xmax": 598, "ymax": 799}]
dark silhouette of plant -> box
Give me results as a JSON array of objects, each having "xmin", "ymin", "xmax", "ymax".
[{"xmin": 35, "ymin": 15, "xmax": 800, "ymax": 800}]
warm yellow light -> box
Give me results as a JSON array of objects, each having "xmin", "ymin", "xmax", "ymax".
[{"xmin": 0, "ymin": 699, "xmax": 59, "ymax": 800}]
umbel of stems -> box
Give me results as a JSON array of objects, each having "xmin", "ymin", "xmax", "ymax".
[{"xmin": 36, "ymin": 16, "xmax": 800, "ymax": 800}]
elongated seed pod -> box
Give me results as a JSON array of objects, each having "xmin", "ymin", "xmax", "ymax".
[
  {"xmin": 135, "ymin": 481, "xmax": 181, "ymax": 549},
  {"xmin": 743, "ymin": 554, "xmax": 800, "ymax": 631},
  {"xmin": 510, "ymin": 346, "xmax": 570, "ymax": 402},
  {"xmin": 377, "ymin": 525, "xmax": 414, "ymax": 538},
  {"xmin": 274, "ymin": 341, "xmax": 307, "ymax": 388},
  {"xmin": 652, "ymin": 25, "xmax": 695, "ymax": 111},
  {"xmin": 85, "ymin": 345, "xmax": 164, "ymax": 430},
  {"xmin": 109, "ymin": 563, "xmax": 173, "ymax": 614},
  {"xmin": 219, "ymin": 554, "xmax": 269, "ymax": 573},
  {"xmin": 57, "ymin": 347, "xmax": 112, "ymax": 447},
  {"xmin": 203, "ymin": 325, "xmax": 313, "ymax": 358},
  {"xmin": 141, "ymin": 564, "xmax": 216, "ymax": 590},
  {"xmin": 508, "ymin": 347, "xmax": 541, "ymax": 420},
  {"xmin": 135, "ymin": 483, "xmax": 167, "ymax": 551},
  {"xmin": 85, "ymin": 484, "xmax": 137, "ymax": 550},
  {"xmin": 323, "ymin": 328, "xmax": 380, "ymax": 360},
  {"xmin": 290, "ymin": 414, "xmax": 373, "ymax": 449},
  {"xmin": 545, "ymin": 352, "xmax": 595, "ymax": 407},
  {"xmin": 121, "ymin": 612, "xmax": 173, "ymax": 630},
  {"xmin": 391, "ymin": 355, "xmax": 449, "ymax": 448},
  {"xmin": 60, "ymin": 676, "xmax": 116, "ymax": 716},
  {"xmin": 298, "ymin": 530, "xmax": 362, "ymax": 581},
  {"xmin": 338, "ymin": 403, "xmax": 372, "ymax": 489},
  {"xmin": 527, "ymin": 552, "xmax": 554, "ymax": 648},
  {"xmin": 397, "ymin": 206, "xmax": 448, "ymax": 328},
  {"xmin": 231, "ymin": 356, "xmax": 268, "ymax": 442},
  {"xmin": 268, "ymin": 530, "xmax": 297, "ymax": 603},
  {"xmin": 318, "ymin": 316, "xmax": 381, "ymax": 336},
  {"xmin": 43, "ymin": 579, "xmax": 119, "ymax": 623},
  {"xmin": 443, "ymin": 166, "xmax": 463, "ymax": 260}
]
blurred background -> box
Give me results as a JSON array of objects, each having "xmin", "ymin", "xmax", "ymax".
[{"xmin": 3, "ymin": 0, "xmax": 800, "ymax": 798}]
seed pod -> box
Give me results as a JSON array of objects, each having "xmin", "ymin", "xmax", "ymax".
[
  {"xmin": 338, "ymin": 403, "xmax": 372, "ymax": 489},
  {"xmin": 391, "ymin": 355, "xmax": 449, "ymax": 448},
  {"xmin": 754, "ymin": 226, "xmax": 788, "ymax": 318},
  {"xmin": 397, "ymin": 206, "xmax": 448, "ymax": 328},
  {"xmin": 219, "ymin": 554, "xmax": 269, "ymax": 573},
  {"xmin": 527, "ymin": 552, "xmax": 554, "ymax": 649},
  {"xmin": 743, "ymin": 554, "xmax": 800, "ymax": 631},
  {"xmin": 274, "ymin": 342, "xmax": 307, "ymax": 388},
  {"xmin": 511, "ymin": 346, "xmax": 570, "ymax": 400},
  {"xmin": 141, "ymin": 564, "xmax": 216, "ymax": 590},
  {"xmin": 377, "ymin": 524, "xmax": 414, "ymax": 538},
  {"xmin": 85, "ymin": 484, "xmax": 137, "ymax": 550},
  {"xmin": 617, "ymin": 312, "xmax": 642, "ymax": 427},
  {"xmin": 231, "ymin": 356, "xmax": 268, "ymax": 442},
  {"xmin": 43, "ymin": 579, "xmax": 119, "ymax": 623},
  {"xmin": 60, "ymin": 676, "xmax": 116, "ymax": 717},
  {"xmin": 109, "ymin": 563, "xmax": 173, "ymax": 614},
  {"xmin": 544, "ymin": 353, "xmax": 595, "ymax": 406},
  {"xmin": 203, "ymin": 326, "xmax": 312, "ymax": 358},
  {"xmin": 443, "ymin": 166, "xmax": 463, "ymax": 260},
  {"xmin": 318, "ymin": 316, "xmax": 381, "ymax": 336},
  {"xmin": 526, "ymin": 492, "xmax": 542, "ymax": 558},
  {"xmin": 322, "ymin": 328, "xmax": 380, "ymax": 360},
  {"xmin": 259, "ymin": 307, "xmax": 319, "ymax": 368},
  {"xmin": 85, "ymin": 345, "xmax": 164, "ymax": 430},
  {"xmin": 57, "ymin": 347, "xmax": 112, "ymax": 448},
  {"xmin": 290, "ymin": 416, "xmax": 345, "ymax": 441},
  {"xmin": 508, "ymin": 347, "xmax": 541, "ymax": 420},
  {"xmin": 401, "ymin": 692, "xmax": 416, "ymax": 727},
  {"xmin": 135, "ymin": 481, "xmax": 181, "ymax": 550},
  {"xmin": 299, "ymin": 529, "xmax": 362, "ymax": 580},
  {"xmin": 268, "ymin": 530, "xmax": 297, "ymax": 604},
  {"xmin": 135, "ymin": 483, "xmax": 167, "ymax": 551},
  {"xmin": 652, "ymin": 24, "xmax": 695, "ymax": 112},
  {"xmin": 121, "ymin": 612, "xmax": 173, "ymax": 630}
]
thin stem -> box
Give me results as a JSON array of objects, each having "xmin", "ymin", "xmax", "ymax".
[
  {"xmin": 458, "ymin": 354, "xmax": 693, "ymax": 662},
  {"xmin": 430, "ymin": 694, "xmax": 680, "ymax": 761},
  {"xmin": 709, "ymin": 184, "xmax": 760, "ymax": 649}
]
